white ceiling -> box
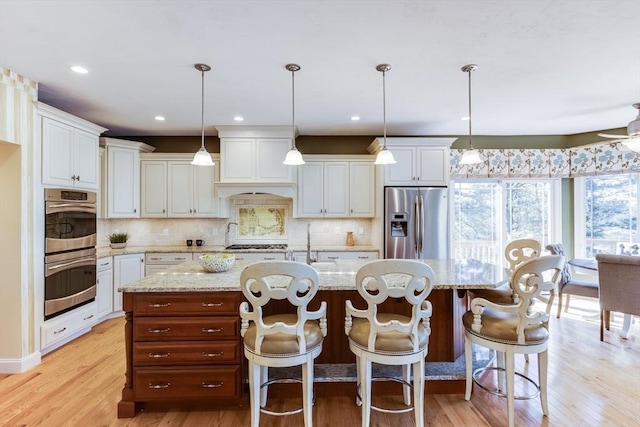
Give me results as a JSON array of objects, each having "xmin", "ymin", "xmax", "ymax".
[{"xmin": 1, "ymin": 0, "xmax": 639, "ymax": 139}]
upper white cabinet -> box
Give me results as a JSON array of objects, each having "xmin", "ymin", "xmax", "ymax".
[
  {"xmin": 217, "ymin": 126, "xmax": 294, "ymax": 183},
  {"xmin": 39, "ymin": 103, "xmax": 107, "ymax": 191},
  {"xmin": 296, "ymin": 155, "xmax": 375, "ymax": 218},
  {"xmin": 100, "ymin": 137, "xmax": 154, "ymax": 218},
  {"xmin": 140, "ymin": 153, "xmax": 227, "ymax": 218},
  {"xmin": 368, "ymin": 138, "xmax": 455, "ymax": 186}
]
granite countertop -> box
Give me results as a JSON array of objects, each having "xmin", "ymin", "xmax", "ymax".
[
  {"xmin": 97, "ymin": 244, "xmax": 379, "ymax": 258},
  {"xmin": 118, "ymin": 258, "xmax": 506, "ymax": 293}
]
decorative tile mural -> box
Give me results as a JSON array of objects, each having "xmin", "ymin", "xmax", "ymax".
[{"xmin": 237, "ymin": 205, "xmax": 287, "ymax": 239}]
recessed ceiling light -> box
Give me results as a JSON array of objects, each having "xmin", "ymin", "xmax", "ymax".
[
  {"xmin": 351, "ymin": 116, "xmax": 361, "ymax": 121},
  {"xmin": 461, "ymin": 116, "xmax": 470, "ymax": 121},
  {"xmin": 154, "ymin": 116, "xmax": 165, "ymax": 121},
  {"xmin": 233, "ymin": 116, "xmax": 244, "ymax": 122},
  {"xmin": 69, "ymin": 65, "xmax": 88, "ymax": 74}
]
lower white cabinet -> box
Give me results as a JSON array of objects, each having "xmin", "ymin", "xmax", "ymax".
[
  {"xmin": 317, "ymin": 251, "xmax": 379, "ymax": 261},
  {"xmin": 40, "ymin": 301, "xmax": 98, "ymax": 350},
  {"xmin": 232, "ymin": 252, "xmax": 286, "ymax": 261},
  {"xmin": 97, "ymin": 256, "xmax": 113, "ymax": 319},
  {"xmin": 113, "ymin": 253, "xmax": 145, "ymax": 312}
]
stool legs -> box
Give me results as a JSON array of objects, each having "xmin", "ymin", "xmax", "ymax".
[
  {"xmin": 248, "ymin": 360, "xmax": 261, "ymax": 427},
  {"xmin": 505, "ymin": 350, "xmax": 515, "ymax": 427},
  {"xmin": 539, "ymin": 350, "xmax": 549, "ymax": 416},
  {"xmin": 402, "ymin": 364, "xmax": 411, "ymax": 405},
  {"xmin": 260, "ymin": 366, "xmax": 268, "ymax": 407},
  {"xmin": 413, "ymin": 358, "xmax": 425, "ymax": 427},
  {"xmin": 302, "ymin": 361, "xmax": 314, "ymax": 427},
  {"xmin": 464, "ymin": 337, "xmax": 473, "ymax": 400},
  {"xmin": 359, "ymin": 358, "xmax": 372, "ymax": 427}
]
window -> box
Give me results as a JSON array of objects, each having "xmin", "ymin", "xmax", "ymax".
[
  {"xmin": 574, "ymin": 173, "xmax": 639, "ymax": 258},
  {"xmin": 452, "ymin": 179, "xmax": 560, "ymax": 268}
]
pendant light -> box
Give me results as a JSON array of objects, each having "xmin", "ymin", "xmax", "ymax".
[
  {"xmin": 458, "ymin": 64, "xmax": 483, "ymax": 165},
  {"xmin": 374, "ymin": 64, "xmax": 396, "ymax": 165},
  {"xmin": 283, "ymin": 63, "xmax": 305, "ymax": 165},
  {"xmin": 191, "ymin": 63, "xmax": 215, "ymax": 166}
]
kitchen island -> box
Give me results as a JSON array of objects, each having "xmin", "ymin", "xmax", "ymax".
[{"xmin": 117, "ymin": 258, "xmax": 504, "ymax": 417}]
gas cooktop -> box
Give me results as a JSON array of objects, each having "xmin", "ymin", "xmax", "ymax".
[{"xmin": 225, "ymin": 244, "xmax": 288, "ymax": 250}]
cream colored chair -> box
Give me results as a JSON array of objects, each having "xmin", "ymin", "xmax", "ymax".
[
  {"xmin": 240, "ymin": 261, "xmax": 327, "ymax": 427},
  {"xmin": 463, "ymin": 255, "xmax": 564, "ymax": 427},
  {"xmin": 345, "ymin": 259, "xmax": 434, "ymax": 427}
]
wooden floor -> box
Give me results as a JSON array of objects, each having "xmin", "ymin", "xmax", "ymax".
[{"xmin": 1, "ymin": 296, "xmax": 639, "ymax": 426}]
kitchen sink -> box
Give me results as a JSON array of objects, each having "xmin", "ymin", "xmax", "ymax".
[{"xmin": 225, "ymin": 244, "xmax": 288, "ymax": 250}]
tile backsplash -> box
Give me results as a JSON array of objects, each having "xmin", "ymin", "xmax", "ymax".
[{"xmin": 98, "ymin": 197, "xmax": 373, "ymax": 248}]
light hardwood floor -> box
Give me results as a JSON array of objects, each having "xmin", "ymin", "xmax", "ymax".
[{"xmin": 1, "ymin": 297, "xmax": 638, "ymax": 426}]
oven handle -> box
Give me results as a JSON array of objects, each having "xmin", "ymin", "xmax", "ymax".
[
  {"xmin": 46, "ymin": 203, "xmax": 97, "ymax": 215},
  {"xmin": 46, "ymin": 256, "xmax": 96, "ymax": 277}
]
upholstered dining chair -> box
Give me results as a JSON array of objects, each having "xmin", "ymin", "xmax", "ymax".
[
  {"xmin": 345, "ymin": 259, "xmax": 434, "ymax": 427},
  {"xmin": 595, "ymin": 254, "xmax": 640, "ymax": 341},
  {"xmin": 239, "ymin": 261, "xmax": 327, "ymax": 427},
  {"xmin": 545, "ymin": 243, "xmax": 599, "ymax": 318},
  {"xmin": 463, "ymin": 255, "xmax": 564, "ymax": 427}
]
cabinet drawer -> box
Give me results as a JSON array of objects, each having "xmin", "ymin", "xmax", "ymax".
[
  {"xmin": 145, "ymin": 253, "xmax": 191, "ymax": 264},
  {"xmin": 134, "ymin": 366, "xmax": 241, "ymax": 400},
  {"xmin": 134, "ymin": 292, "xmax": 242, "ymax": 315},
  {"xmin": 134, "ymin": 317, "xmax": 239, "ymax": 341},
  {"xmin": 134, "ymin": 341, "xmax": 242, "ymax": 365},
  {"xmin": 317, "ymin": 251, "xmax": 378, "ymax": 261},
  {"xmin": 41, "ymin": 302, "xmax": 98, "ymax": 348},
  {"xmin": 97, "ymin": 257, "xmax": 113, "ymax": 271}
]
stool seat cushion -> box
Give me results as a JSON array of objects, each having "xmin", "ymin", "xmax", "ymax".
[
  {"xmin": 462, "ymin": 309, "xmax": 549, "ymax": 345},
  {"xmin": 243, "ymin": 313, "xmax": 324, "ymax": 356},
  {"xmin": 469, "ymin": 284, "xmax": 514, "ymax": 304},
  {"xmin": 348, "ymin": 313, "xmax": 428, "ymax": 354}
]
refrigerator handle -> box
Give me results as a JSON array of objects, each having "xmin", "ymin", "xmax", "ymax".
[
  {"xmin": 418, "ymin": 194, "xmax": 424, "ymax": 256},
  {"xmin": 414, "ymin": 195, "xmax": 420, "ymax": 257}
]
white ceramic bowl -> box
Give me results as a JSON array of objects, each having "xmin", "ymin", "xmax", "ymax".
[{"xmin": 199, "ymin": 253, "xmax": 235, "ymax": 273}]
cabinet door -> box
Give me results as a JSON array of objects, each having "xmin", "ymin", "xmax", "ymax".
[
  {"xmin": 141, "ymin": 161, "xmax": 167, "ymax": 217},
  {"xmin": 168, "ymin": 161, "xmax": 194, "ymax": 217},
  {"xmin": 113, "ymin": 254, "xmax": 144, "ymax": 312},
  {"xmin": 107, "ymin": 147, "xmax": 140, "ymax": 218},
  {"xmin": 193, "ymin": 163, "xmax": 218, "ymax": 217},
  {"xmin": 74, "ymin": 128, "xmax": 99, "ymax": 190},
  {"xmin": 42, "ymin": 118, "xmax": 74, "ymax": 187},
  {"xmin": 220, "ymin": 138, "xmax": 255, "ymax": 182},
  {"xmin": 97, "ymin": 267, "xmax": 113, "ymax": 318},
  {"xmin": 323, "ymin": 162, "xmax": 349, "ymax": 217},
  {"xmin": 297, "ymin": 161, "xmax": 324, "ymax": 217},
  {"xmin": 384, "ymin": 146, "xmax": 416, "ymax": 186},
  {"xmin": 416, "ymin": 146, "xmax": 448, "ymax": 186},
  {"xmin": 256, "ymin": 138, "xmax": 293, "ymax": 182},
  {"xmin": 349, "ymin": 162, "xmax": 374, "ymax": 217}
]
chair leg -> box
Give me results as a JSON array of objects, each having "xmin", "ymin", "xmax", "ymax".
[
  {"xmin": 600, "ymin": 310, "xmax": 604, "ymax": 341},
  {"xmin": 505, "ymin": 350, "xmax": 515, "ymax": 427},
  {"xmin": 402, "ymin": 364, "xmax": 411, "ymax": 406},
  {"xmin": 465, "ymin": 337, "xmax": 473, "ymax": 401},
  {"xmin": 496, "ymin": 351, "xmax": 506, "ymax": 392},
  {"xmin": 524, "ymin": 354, "xmax": 530, "ymax": 363},
  {"xmin": 248, "ymin": 360, "xmax": 261, "ymax": 427},
  {"xmin": 413, "ymin": 358, "xmax": 425, "ymax": 427},
  {"xmin": 538, "ymin": 350, "xmax": 549, "ymax": 417},
  {"xmin": 564, "ymin": 294, "xmax": 571, "ymax": 312},
  {"xmin": 360, "ymin": 358, "xmax": 372, "ymax": 427},
  {"xmin": 556, "ymin": 292, "xmax": 563, "ymax": 318},
  {"xmin": 355, "ymin": 355, "xmax": 362, "ymax": 406},
  {"xmin": 302, "ymin": 361, "xmax": 314, "ymax": 427},
  {"xmin": 260, "ymin": 365, "xmax": 268, "ymax": 407}
]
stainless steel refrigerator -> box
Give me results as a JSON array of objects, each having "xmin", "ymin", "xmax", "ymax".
[{"xmin": 385, "ymin": 187, "xmax": 449, "ymax": 259}]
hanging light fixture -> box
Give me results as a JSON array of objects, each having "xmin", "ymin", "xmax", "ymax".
[
  {"xmin": 374, "ymin": 64, "xmax": 396, "ymax": 165},
  {"xmin": 458, "ymin": 64, "xmax": 483, "ymax": 165},
  {"xmin": 191, "ymin": 63, "xmax": 215, "ymax": 166},
  {"xmin": 283, "ymin": 63, "xmax": 305, "ymax": 165}
]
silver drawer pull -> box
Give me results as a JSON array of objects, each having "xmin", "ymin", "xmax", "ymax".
[
  {"xmin": 174, "ymin": 257, "xmax": 187, "ymax": 260},
  {"xmin": 148, "ymin": 352, "xmax": 171, "ymax": 358},
  {"xmin": 328, "ymin": 256, "xmax": 339, "ymax": 259},
  {"xmin": 148, "ymin": 328, "xmax": 171, "ymax": 333},
  {"xmin": 150, "ymin": 257, "xmax": 162, "ymax": 260},
  {"xmin": 148, "ymin": 382, "xmax": 171, "ymax": 389},
  {"xmin": 202, "ymin": 327, "xmax": 223, "ymax": 333},
  {"xmin": 83, "ymin": 314, "xmax": 94, "ymax": 321},
  {"xmin": 148, "ymin": 303, "xmax": 171, "ymax": 308},
  {"xmin": 202, "ymin": 382, "xmax": 224, "ymax": 388},
  {"xmin": 263, "ymin": 257, "xmax": 275, "ymax": 260},
  {"xmin": 53, "ymin": 327, "xmax": 67, "ymax": 334},
  {"xmin": 202, "ymin": 302, "xmax": 223, "ymax": 307},
  {"xmin": 357, "ymin": 256, "xmax": 369, "ymax": 259},
  {"xmin": 203, "ymin": 351, "xmax": 224, "ymax": 357}
]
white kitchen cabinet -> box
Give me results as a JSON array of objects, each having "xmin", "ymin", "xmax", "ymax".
[
  {"xmin": 101, "ymin": 137, "xmax": 155, "ymax": 218},
  {"xmin": 348, "ymin": 162, "xmax": 375, "ymax": 217},
  {"xmin": 140, "ymin": 153, "xmax": 225, "ymax": 218},
  {"xmin": 96, "ymin": 256, "xmax": 113, "ymax": 319},
  {"xmin": 113, "ymin": 253, "xmax": 145, "ymax": 312},
  {"xmin": 40, "ymin": 301, "xmax": 98, "ymax": 351},
  {"xmin": 39, "ymin": 103, "xmax": 107, "ymax": 191},
  {"xmin": 368, "ymin": 138, "xmax": 455, "ymax": 186},
  {"xmin": 317, "ymin": 251, "xmax": 379, "ymax": 261}
]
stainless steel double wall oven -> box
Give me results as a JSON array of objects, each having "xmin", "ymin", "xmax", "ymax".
[{"xmin": 44, "ymin": 188, "xmax": 97, "ymax": 320}]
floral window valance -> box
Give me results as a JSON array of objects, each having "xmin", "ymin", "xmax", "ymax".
[{"xmin": 450, "ymin": 143, "xmax": 640, "ymax": 179}]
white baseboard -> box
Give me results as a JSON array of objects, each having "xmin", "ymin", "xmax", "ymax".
[{"xmin": 0, "ymin": 351, "xmax": 42, "ymax": 374}]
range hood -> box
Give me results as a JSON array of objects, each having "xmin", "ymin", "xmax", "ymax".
[{"xmin": 215, "ymin": 182, "xmax": 296, "ymax": 198}]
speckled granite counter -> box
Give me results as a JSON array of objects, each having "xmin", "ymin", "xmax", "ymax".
[{"xmin": 118, "ymin": 258, "xmax": 505, "ymax": 292}]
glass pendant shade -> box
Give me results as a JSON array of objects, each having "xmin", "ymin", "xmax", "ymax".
[
  {"xmin": 283, "ymin": 147, "xmax": 305, "ymax": 165},
  {"xmin": 374, "ymin": 146, "xmax": 396, "ymax": 165},
  {"xmin": 191, "ymin": 146, "xmax": 214, "ymax": 166},
  {"xmin": 459, "ymin": 148, "xmax": 483, "ymax": 165}
]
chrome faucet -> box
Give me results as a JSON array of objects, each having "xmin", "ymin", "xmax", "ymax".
[
  {"xmin": 225, "ymin": 222, "xmax": 238, "ymax": 248},
  {"xmin": 306, "ymin": 223, "xmax": 316, "ymax": 264}
]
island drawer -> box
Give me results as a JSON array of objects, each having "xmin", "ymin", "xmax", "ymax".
[
  {"xmin": 134, "ymin": 317, "xmax": 239, "ymax": 341},
  {"xmin": 133, "ymin": 366, "xmax": 241, "ymax": 400},
  {"xmin": 133, "ymin": 341, "xmax": 242, "ymax": 365},
  {"xmin": 133, "ymin": 292, "xmax": 242, "ymax": 316}
]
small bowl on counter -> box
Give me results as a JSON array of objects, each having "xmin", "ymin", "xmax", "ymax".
[{"xmin": 199, "ymin": 253, "xmax": 235, "ymax": 273}]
